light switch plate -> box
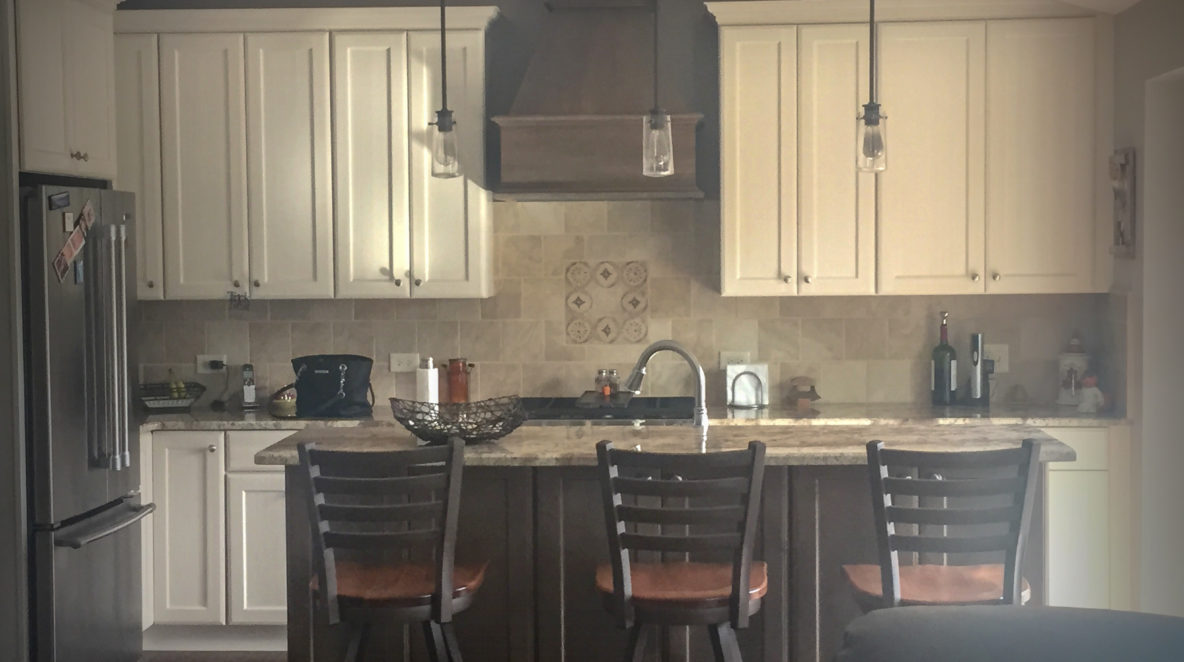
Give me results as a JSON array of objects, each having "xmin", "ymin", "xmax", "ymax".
[
  {"xmin": 389, "ymin": 352, "xmax": 421, "ymax": 373},
  {"xmin": 196, "ymin": 354, "xmax": 227, "ymax": 374},
  {"xmin": 719, "ymin": 351, "xmax": 751, "ymax": 370},
  {"xmin": 983, "ymin": 344, "xmax": 1009, "ymax": 374}
]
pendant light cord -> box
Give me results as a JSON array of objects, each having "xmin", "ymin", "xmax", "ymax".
[
  {"xmin": 652, "ymin": 0, "xmax": 659, "ymax": 110},
  {"xmin": 440, "ymin": 0, "xmax": 449, "ymax": 112},
  {"xmin": 868, "ymin": 0, "xmax": 876, "ymax": 104}
]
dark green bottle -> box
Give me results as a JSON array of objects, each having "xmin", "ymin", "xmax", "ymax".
[{"xmin": 931, "ymin": 311, "xmax": 957, "ymax": 406}]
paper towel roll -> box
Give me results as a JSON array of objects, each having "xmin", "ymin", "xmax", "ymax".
[{"xmin": 416, "ymin": 358, "xmax": 439, "ymax": 404}]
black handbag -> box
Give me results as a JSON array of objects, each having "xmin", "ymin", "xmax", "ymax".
[{"xmin": 291, "ymin": 354, "xmax": 375, "ymax": 418}]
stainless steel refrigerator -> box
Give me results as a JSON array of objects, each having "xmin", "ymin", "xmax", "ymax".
[{"xmin": 20, "ymin": 185, "xmax": 154, "ymax": 662}]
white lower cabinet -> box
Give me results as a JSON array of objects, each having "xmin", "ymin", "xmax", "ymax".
[
  {"xmin": 227, "ymin": 473, "xmax": 287, "ymax": 624},
  {"xmin": 1043, "ymin": 426, "xmax": 1133, "ymax": 610},
  {"xmin": 151, "ymin": 431, "xmax": 226, "ymax": 625},
  {"xmin": 149, "ymin": 430, "xmax": 290, "ymax": 632}
]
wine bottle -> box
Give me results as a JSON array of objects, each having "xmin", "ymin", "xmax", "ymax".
[{"xmin": 931, "ymin": 311, "xmax": 957, "ymax": 406}]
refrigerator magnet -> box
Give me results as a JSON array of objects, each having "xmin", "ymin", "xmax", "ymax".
[{"xmin": 79, "ymin": 200, "xmax": 95, "ymax": 233}]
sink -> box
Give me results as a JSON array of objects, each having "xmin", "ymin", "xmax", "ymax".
[{"xmin": 520, "ymin": 396, "xmax": 695, "ymax": 421}]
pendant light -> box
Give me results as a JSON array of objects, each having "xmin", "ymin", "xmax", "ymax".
[
  {"xmin": 857, "ymin": 0, "xmax": 886, "ymax": 172},
  {"xmin": 642, "ymin": 0, "xmax": 673, "ymax": 178},
  {"xmin": 430, "ymin": 0, "xmax": 460, "ymax": 179}
]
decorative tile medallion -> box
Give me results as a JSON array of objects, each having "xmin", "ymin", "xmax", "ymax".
[{"xmin": 565, "ymin": 261, "xmax": 648, "ymax": 345}]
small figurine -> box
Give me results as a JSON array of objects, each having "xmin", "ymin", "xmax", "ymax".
[{"xmin": 1077, "ymin": 370, "xmax": 1107, "ymax": 414}]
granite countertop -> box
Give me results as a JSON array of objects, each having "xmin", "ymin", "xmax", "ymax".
[
  {"xmin": 138, "ymin": 402, "xmax": 1125, "ymax": 432},
  {"xmin": 253, "ymin": 423, "xmax": 1074, "ymax": 467}
]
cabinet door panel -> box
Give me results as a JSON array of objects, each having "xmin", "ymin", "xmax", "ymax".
[
  {"xmin": 63, "ymin": 0, "xmax": 117, "ymax": 179},
  {"xmin": 332, "ymin": 32, "xmax": 411, "ymax": 299},
  {"xmin": 1046, "ymin": 470, "xmax": 1110, "ymax": 609},
  {"xmin": 878, "ymin": 22, "xmax": 986, "ymax": 294},
  {"xmin": 152, "ymin": 432, "xmax": 225, "ymax": 625},
  {"xmin": 115, "ymin": 34, "xmax": 165, "ymax": 300},
  {"xmin": 227, "ymin": 473, "xmax": 287, "ymax": 625},
  {"xmin": 798, "ymin": 25, "xmax": 875, "ymax": 295},
  {"xmin": 246, "ymin": 33, "xmax": 334, "ymax": 299},
  {"xmin": 720, "ymin": 26, "xmax": 797, "ymax": 296},
  {"xmin": 986, "ymin": 19, "xmax": 1095, "ymax": 293},
  {"xmin": 160, "ymin": 34, "xmax": 249, "ymax": 299},
  {"xmin": 16, "ymin": 0, "xmax": 72, "ymax": 175},
  {"xmin": 407, "ymin": 30, "xmax": 493, "ymax": 299}
]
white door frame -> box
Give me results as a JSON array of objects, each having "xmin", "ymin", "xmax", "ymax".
[{"xmin": 1139, "ymin": 66, "xmax": 1184, "ymax": 618}]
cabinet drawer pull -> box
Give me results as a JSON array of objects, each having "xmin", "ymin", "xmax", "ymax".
[
  {"xmin": 971, "ymin": 272, "xmax": 981, "ymax": 282},
  {"xmin": 992, "ymin": 273, "xmax": 1002, "ymax": 282},
  {"xmin": 207, "ymin": 445, "xmax": 217, "ymax": 454},
  {"xmin": 146, "ymin": 280, "xmax": 155, "ymax": 289},
  {"xmin": 414, "ymin": 278, "xmax": 423, "ymax": 287},
  {"xmin": 782, "ymin": 275, "xmax": 792, "ymax": 284},
  {"xmin": 253, "ymin": 279, "xmax": 261, "ymax": 288},
  {"xmin": 394, "ymin": 278, "xmax": 403, "ymax": 286},
  {"xmin": 233, "ymin": 280, "xmax": 241, "ymax": 288},
  {"xmin": 803, "ymin": 275, "xmax": 813, "ymax": 285}
]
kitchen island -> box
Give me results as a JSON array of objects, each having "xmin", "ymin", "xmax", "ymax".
[{"xmin": 256, "ymin": 421, "xmax": 1074, "ymax": 662}]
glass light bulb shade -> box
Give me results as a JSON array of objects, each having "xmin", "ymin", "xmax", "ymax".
[
  {"xmin": 857, "ymin": 111, "xmax": 887, "ymax": 172},
  {"xmin": 431, "ymin": 124, "xmax": 461, "ymax": 179},
  {"xmin": 642, "ymin": 110, "xmax": 674, "ymax": 178}
]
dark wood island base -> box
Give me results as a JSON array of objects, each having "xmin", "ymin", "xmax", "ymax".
[{"xmin": 263, "ymin": 425, "xmax": 1070, "ymax": 662}]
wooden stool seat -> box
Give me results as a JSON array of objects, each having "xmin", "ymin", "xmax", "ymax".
[
  {"xmin": 596, "ymin": 561, "xmax": 768, "ymax": 605},
  {"xmin": 842, "ymin": 563, "xmax": 1031, "ymax": 608},
  {"xmin": 314, "ymin": 560, "xmax": 489, "ymax": 607}
]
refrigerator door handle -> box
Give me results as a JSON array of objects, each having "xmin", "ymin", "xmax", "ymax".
[
  {"xmin": 104, "ymin": 225, "xmax": 122, "ymax": 471},
  {"xmin": 53, "ymin": 501, "xmax": 155, "ymax": 549},
  {"xmin": 114, "ymin": 224, "xmax": 130, "ymax": 470},
  {"xmin": 84, "ymin": 217, "xmax": 107, "ymax": 468}
]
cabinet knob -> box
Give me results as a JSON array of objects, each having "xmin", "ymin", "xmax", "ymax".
[
  {"xmin": 970, "ymin": 272, "xmax": 981, "ymax": 282},
  {"xmin": 992, "ymin": 273, "xmax": 1002, "ymax": 282},
  {"xmin": 803, "ymin": 275, "xmax": 813, "ymax": 285},
  {"xmin": 782, "ymin": 275, "xmax": 792, "ymax": 284},
  {"xmin": 414, "ymin": 278, "xmax": 423, "ymax": 287},
  {"xmin": 146, "ymin": 280, "xmax": 155, "ymax": 289},
  {"xmin": 253, "ymin": 279, "xmax": 261, "ymax": 288},
  {"xmin": 394, "ymin": 278, "xmax": 403, "ymax": 286},
  {"xmin": 81, "ymin": 152, "xmax": 89, "ymax": 162},
  {"xmin": 233, "ymin": 280, "xmax": 241, "ymax": 288},
  {"xmin": 207, "ymin": 445, "xmax": 217, "ymax": 454}
]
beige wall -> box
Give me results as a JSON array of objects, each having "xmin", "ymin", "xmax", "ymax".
[
  {"xmin": 137, "ymin": 200, "xmax": 1106, "ymax": 409},
  {"xmin": 1115, "ymin": 0, "xmax": 1184, "ymax": 618}
]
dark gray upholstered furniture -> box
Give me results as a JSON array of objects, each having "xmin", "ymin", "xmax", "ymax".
[{"xmin": 834, "ymin": 605, "xmax": 1184, "ymax": 662}]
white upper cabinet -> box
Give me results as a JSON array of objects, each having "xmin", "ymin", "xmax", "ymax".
[
  {"xmin": 877, "ymin": 22, "xmax": 986, "ymax": 294},
  {"xmin": 159, "ymin": 33, "xmax": 250, "ymax": 300},
  {"xmin": 333, "ymin": 32, "xmax": 412, "ymax": 299},
  {"xmin": 117, "ymin": 8, "xmax": 496, "ymax": 300},
  {"xmin": 115, "ymin": 34, "xmax": 165, "ymax": 300},
  {"xmin": 246, "ymin": 33, "xmax": 334, "ymax": 299},
  {"xmin": 407, "ymin": 30, "xmax": 494, "ymax": 299},
  {"xmin": 797, "ymin": 24, "xmax": 875, "ymax": 295},
  {"xmin": 720, "ymin": 26, "xmax": 797, "ymax": 297},
  {"xmin": 17, "ymin": 0, "xmax": 118, "ymax": 180},
  {"xmin": 711, "ymin": 3, "xmax": 1111, "ymax": 297},
  {"xmin": 985, "ymin": 18, "xmax": 1097, "ymax": 294}
]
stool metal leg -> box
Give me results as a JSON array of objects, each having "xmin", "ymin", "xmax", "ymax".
[
  {"xmin": 708, "ymin": 622, "xmax": 742, "ymax": 662},
  {"xmin": 423, "ymin": 621, "xmax": 446, "ymax": 662},
  {"xmin": 441, "ymin": 621, "xmax": 464, "ymax": 662},
  {"xmin": 624, "ymin": 623, "xmax": 648, "ymax": 662}
]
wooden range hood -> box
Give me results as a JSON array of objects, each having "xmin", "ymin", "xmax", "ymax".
[{"xmin": 492, "ymin": 6, "xmax": 702, "ymax": 200}]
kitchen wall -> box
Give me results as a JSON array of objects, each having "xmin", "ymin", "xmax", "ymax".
[
  {"xmin": 1113, "ymin": 0, "xmax": 1184, "ymax": 618},
  {"xmin": 137, "ymin": 200, "xmax": 1107, "ymax": 409}
]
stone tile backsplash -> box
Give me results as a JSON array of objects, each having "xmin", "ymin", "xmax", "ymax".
[{"xmin": 137, "ymin": 200, "xmax": 1110, "ymax": 409}]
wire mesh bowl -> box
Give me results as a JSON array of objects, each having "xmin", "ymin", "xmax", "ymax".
[
  {"xmin": 138, "ymin": 382, "xmax": 206, "ymax": 412},
  {"xmin": 389, "ymin": 396, "xmax": 527, "ymax": 445}
]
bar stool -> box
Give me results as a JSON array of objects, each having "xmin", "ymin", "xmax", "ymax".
[
  {"xmin": 595, "ymin": 440, "xmax": 767, "ymax": 662},
  {"xmin": 298, "ymin": 439, "xmax": 485, "ymax": 662},
  {"xmin": 841, "ymin": 439, "xmax": 1039, "ymax": 612}
]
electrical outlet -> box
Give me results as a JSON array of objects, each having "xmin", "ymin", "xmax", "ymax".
[
  {"xmin": 719, "ymin": 351, "xmax": 751, "ymax": 370},
  {"xmin": 983, "ymin": 344, "xmax": 1009, "ymax": 374},
  {"xmin": 389, "ymin": 352, "xmax": 421, "ymax": 373},
  {"xmin": 196, "ymin": 354, "xmax": 227, "ymax": 374}
]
